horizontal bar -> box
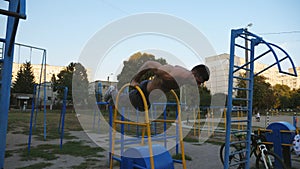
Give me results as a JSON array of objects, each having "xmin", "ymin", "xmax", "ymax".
[
  {"xmin": 152, "ymin": 119, "xmax": 176, "ymax": 123},
  {"xmin": 233, "ymin": 76, "xmax": 251, "ymax": 81},
  {"xmin": 112, "ymin": 156, "xmax": 121, "ymax": 162},
  {"xmin": 233, "ymin": 65, "xmax": 251, "ymax": 72},
  {"xmin": 233, "ymin": 87, "xmax": 250, "ymax": 91},
  {"xmin": 234, "ymin": 44, "xmax": 250, "ymax": 51},
  {"xmin": 258, "ymin": 128, "xmax": 272, "ymax": 133},
  {"xmin": 230, "ymin": 159, "xmax": 247, "ymax": 167},
  {"xmin": 0, "ymin": 9, "xmax": 26, "ymax": 19},
  {"xmin": 232, "ymin": 97, "xmax": 249, "ymax": 101},
  {"xmin": 231, "ymin": 130, "xmax": 249, "ymax": 135},
  {"xmin": 15, "ymin": 42, "xmax": 46, "ymax": 51},
  {"xmin": 0, "ymin": 38, "xmax": 5, "ymax": 43},
  {"xmin": 173, "ymin": 159, "xmax": 183, "ymax": 164},
  {"xmin": 96, "ymin": 101, "xmax": 109, "ymax": 105},
  {"xmin": 114, "ymin": 120, "xmax": 147, "ymax": 126},
  {"xmin": 280, "ymin": 130, "xmax": 295, "ymax": 133},
  {"xmin": 231, "ymin": 120, "xmax": 249, "ymax": 123}
]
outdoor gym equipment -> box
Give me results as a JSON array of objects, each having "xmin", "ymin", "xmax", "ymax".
[
  {"xmin": 28, "ymin": 85, "xmax": 68, "ymax": 152},
  {"xmin": 109, "ymin": 83, "xmax": 186, "ymax": 169},
  {"xmin": 224, "ymin": 28, "xmax": 297, "ymax": 169},
  {"xmin": 0, "ymin": 1, "xmax": 26, "ymax": 168}
]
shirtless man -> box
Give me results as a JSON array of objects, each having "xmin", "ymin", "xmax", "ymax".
[{"xmin": 128, "ymin": 61, "xmax": 210, "ymax": 111}]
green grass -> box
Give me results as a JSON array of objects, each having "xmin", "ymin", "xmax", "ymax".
[
  {"xmin": 21, "ymin": 141, "xmax": 104, "ymax": 161},
  {"xmin": 172, "ymin": 153, "xmax": 192, "ymax": 161}
]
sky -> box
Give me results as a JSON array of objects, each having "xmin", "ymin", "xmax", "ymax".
[{"xmin": 1, "ymin": 0, "xmax": 300, "ymax": 81}]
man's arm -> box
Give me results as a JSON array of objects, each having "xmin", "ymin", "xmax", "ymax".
[{"xmin": 130, "ymin": 61, "xmax": 162, "ymax": 86}]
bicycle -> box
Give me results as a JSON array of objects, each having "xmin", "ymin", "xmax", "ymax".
[{"xmin": 219, "ymin": 131, "xmax": 287, "ymax": 169}]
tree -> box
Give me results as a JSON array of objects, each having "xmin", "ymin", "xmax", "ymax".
[
  {"xmin": 291, "ymin": 89, "xmax": 300, "ymax": 110},
  {"xmin": 273, "ymin": 84, "xmax": 292, "ymax": 109},
  {"xmin": 12, "ymin": 61, "xmax": 36, "ymax": 94},
  {"xmin": 117, "ymin": 52, "xmax": 167, "ymax": 88},
  {"xmin": 72, "ymin": 63, "xmax": 89, "ymax": 105},
  {"xmin": 235, "ymin": 74, "xmax": 275, "ymax": 111},
  {"xmin": 54, "ymin": 62, "xmax": 89, "ymax": 105}
]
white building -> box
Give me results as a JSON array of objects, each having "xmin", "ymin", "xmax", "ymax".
[{"xmin": 205, "ymin": 53, "xmax": 300, "ymax": 94}]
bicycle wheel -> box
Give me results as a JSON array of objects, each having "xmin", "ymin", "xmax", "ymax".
[
  {"xmin": 220, "ymin": 143, "xmax": 244, "ymax": 168},
  {"xmin": 255, "ymin": 150, "xmax": 287, "ymax": 169}
]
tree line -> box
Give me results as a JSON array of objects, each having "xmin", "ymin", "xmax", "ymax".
[{"xmin": 11, "ymin": 54, "xmax": 300, "ymax": 111}]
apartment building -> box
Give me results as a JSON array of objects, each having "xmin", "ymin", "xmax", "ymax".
[
  {"xmin": 205, "ymin": 54, "xmax": 299, "ymax": 94},
  {"xmin": 11, "ymin": 62, "xmax": 66, "ymax": 83}
]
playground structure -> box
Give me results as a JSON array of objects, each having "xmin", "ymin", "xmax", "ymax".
[
  {"xmin": 223, "ymin": 28, "xmax": 298, "ymax": 169},
  {"xmin": 0, "ymin": 0, "xmax": 26, "ymax": 168},
  {"xmin": 28, "ymin": 85, "xmax": 68, "ymax": 152},
  {"xmin": 109, "ymin": 83, "xmax": 187, "ymax": 169}
]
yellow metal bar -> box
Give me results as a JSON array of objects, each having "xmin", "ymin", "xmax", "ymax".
[
  {"xmin": 141, "ymin": 126, "xmax": 145, "ymax": 146},
  {"xmin": 114, "ymin": 120, "xmax": 147, "ymax": 126},
  {"xmin": 198, "ymin": 108, "xmax": 200, "ymax": 137},
  {"xmin": 193, "ymin": 109, "xmax": 196, "ymax": 136},
  {"xmin": 152, "ymin": 119, "xmax": 176, "ymax": 123},
  {"xmin": 110, "ymin": 83, "xmax": 131, "ymax": 169},
  {"xmin": 280, "ymin": 130, "xmax": 295, "ymax": 133},
  {"xmin": 171, "ymin": 90, "xmax": 186, "ymax": 169},
  {"xmin": 135, "ymin": 86, "xmax": 155, "ymax": 169}
]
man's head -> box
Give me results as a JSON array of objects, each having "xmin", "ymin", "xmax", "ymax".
[{"xmin": 191, "ymin": 64, "xmax": 210, "ymax": 85}]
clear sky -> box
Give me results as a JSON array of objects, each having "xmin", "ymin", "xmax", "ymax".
[{"xmin": 2, "ymin": 0, "xmax": 300, "ymax": 81}]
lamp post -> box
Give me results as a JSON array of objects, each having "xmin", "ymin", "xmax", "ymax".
[{"xmin": 245, "ymin": 23, "xmax": 252, "ymax": 105}]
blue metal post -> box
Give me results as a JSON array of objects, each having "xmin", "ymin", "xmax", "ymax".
[
  {"xmin": 176, "ymin": 106, "xmax": 179, "ymax": 155},
  {"xmin": 0, "ymin": 1, "xmax": 25, "ymax": 168},
  {"xmin": 28, "ymin": 84, "xmax": 37, "ymax": 153},
  {"xmin": 108, "ymin": 105, "xmax": 113, "ymax": 166},
  {"xmin": 60, "ymin": 87, "xmax": 68, "ymax": 149},
  {"xmin": 164, "ymin": 108, "xmax": 167, "ymax": 148},
  {"xmin": 224, "ymin": 29, "xmax": 236, "ymax": 169}
]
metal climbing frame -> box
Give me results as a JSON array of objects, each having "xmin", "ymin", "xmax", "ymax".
[
  {"xmin": 0, "ymin": 1, "xmax": 26, "ymax": 168},
  {"xmin": 224, "ymin": 28, "xmax": 297, "ymax": 169},
  {"xmin": 109, "ymin": 83, "xmax": 186, "ymax": 169}
]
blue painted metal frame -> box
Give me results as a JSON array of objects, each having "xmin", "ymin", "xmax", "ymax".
[
  {"xmin": 28, "ymin": 86, "xmax": 68, "ymax": 152},
  {"xmin": 224, "ymin": 28, "xmax": 297, "ymax": 169},
  {"xmin": 0, "ymin": 1, "xmax": 26, "ymax": 168}
]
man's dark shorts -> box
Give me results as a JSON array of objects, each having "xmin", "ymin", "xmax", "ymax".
[{"xmin": 129, "ymin": 80, "xmax": 151, "ymax": 111}]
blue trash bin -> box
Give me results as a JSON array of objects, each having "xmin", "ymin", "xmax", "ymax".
[{"xmin": 266, "ymin": 121, "xmax": 296, "ymax": 168}]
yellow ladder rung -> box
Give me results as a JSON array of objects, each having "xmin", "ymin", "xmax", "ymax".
[
  {"xmin": 152, "ymin": 119, "xmax": 176, "ymax": 123},
  {"xmin": 114, "ymin": 120, "xmax": 147, "ymax": 126}
]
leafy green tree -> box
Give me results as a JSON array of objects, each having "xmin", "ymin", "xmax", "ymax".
[
  {"xmin": 73, "ymin": 63, "xmax": 89, "ymax": 105},
  {"xmin": 117, "ymin": 52, "xmax": 167, "ymax": 88},
  {"xmin": 54, "ymin": 62, "xmax": 89, "ymax": 105},
  {"xmin": 12, "ymin": 61, "xmax": 36, "ymax": 94},
  {"xmin": 291, "ymin": 89, "xmax": 300, "ymax": 110},
  {"xmin": 273, "ymin": 84, "xmax": 292, "ymax": 109},
  {"xmin": 235, "ymin": 74, "xmax": 275, "ymax": 111}
]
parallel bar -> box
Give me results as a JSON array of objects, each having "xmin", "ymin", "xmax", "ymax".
[
  {"xmin": 232, "ymin": 97, "xmax": 249, "ymax": 101},
  {"xmin": 0, "ymin": 9, "xmax": 26, "ymax": 19},
  {"xmin": 0, "ymin": 38, "xmax": 5, "ymax": 43},
  {"xmin": 231, "ymin": 119, "xmax": 249, "ymax": 123},
  {"xmin": 232, "ymin": 76, "xmax": 251, "ymax": 81},
  {"xmin": 233, "ymin": 65, "xmax": 251, "ymax": 72},
  {"xmin": 152, "ymin": 119, "xmax": 176, "ymax": 123},
  {"xmin": 233, "ymin": 87, "xmax": 250, "ymax": 91},
  {"xmin": 114, "ymin": 120, "xmax": 147, "ymax": 126},
  {"xmin": 235, "ymin": 43, "xmax": 250, "ymax": 51}
]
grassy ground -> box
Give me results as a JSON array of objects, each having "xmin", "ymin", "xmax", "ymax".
[
  {"xmin": 6, "ymin": 109, "xmax": 107, "ymax": 169},
  {"xmin": 5, "ymin": 109, "xmax": 300, "ymax": 169}
]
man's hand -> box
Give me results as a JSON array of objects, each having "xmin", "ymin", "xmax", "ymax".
[{"xmin": 130, "ymin": 80, "xmax": 139, "ymax": 86}]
